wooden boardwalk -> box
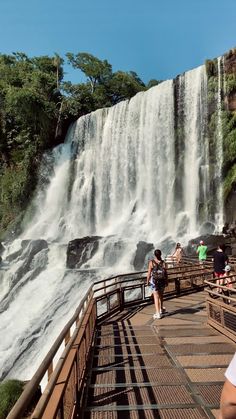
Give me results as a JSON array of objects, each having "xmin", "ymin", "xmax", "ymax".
[{"xmin": 84, "ymin": 291, "xmax": 236, "ymax": 419}]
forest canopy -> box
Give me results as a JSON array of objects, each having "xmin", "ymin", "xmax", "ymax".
[{"xmin": 0, "ymin": 51, "xmax": 159, "ymax": 236}]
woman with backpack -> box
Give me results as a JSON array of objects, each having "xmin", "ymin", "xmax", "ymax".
[{"xmin": 147, "ymin": 249, "xmax": 168, "ymax": 319}]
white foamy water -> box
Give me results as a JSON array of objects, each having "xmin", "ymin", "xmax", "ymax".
[
  {"xmin": 215, "ymin": 56, "xmax": 224, "ymax": 231},
  {"xmin": 0, "ymin": 64, "xmax": 224, "ymax": 380}
]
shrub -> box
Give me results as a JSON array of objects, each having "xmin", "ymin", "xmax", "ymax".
[
  {"xmin": 0, "ymin": 379, "xmax": 24, "ymax": 419},
  {"xmin": 205, "ymin": 59, "xmax": 217, "ymax": 77},
  {"xmin": 223, "ymin": 164, "xmax": 236, "ymax": 199}
]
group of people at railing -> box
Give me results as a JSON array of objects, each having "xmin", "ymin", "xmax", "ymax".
[
  {"xmin": 146, "ymin": 244, "xmax": 236, "ymax": 418},
  {"xmin": 167, "ymin": 240, "xmax": 235, "ymax": 290},
  {"xmin": 147, "ymin": 240, "xmax": 236, "ymax": 318}
]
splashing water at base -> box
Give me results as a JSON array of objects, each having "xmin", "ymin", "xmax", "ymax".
[{"xmin": 0, "ymin": 64, "xmax": 223, "ymax": 380}]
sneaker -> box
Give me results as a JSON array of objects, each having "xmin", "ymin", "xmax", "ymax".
[
  {"xmin": 160, "ymin": 307, "xmax": 166, "ymax": 314},
  {"xmin": 153, "ymin": 312, "xmax": 162, "ymax": 319}
]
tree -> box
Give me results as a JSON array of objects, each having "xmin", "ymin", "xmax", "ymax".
[
  {"xmin": 53, "ymin": 53, "xmax": 64, "ymax": 90},
  {"xmin": 66, "ymin": 52, "xmax": 112, "ymax": 93},
  {"xmin": 107, "ymin": 71, "xmax": 146, "ymax": 104},
  {"xmin": 0, "ymin": 50, "xmax": 152, "ymax": 236},
  {"xmin": 146, "ymin": 79, "xmax": 160, "ymax": 89}
]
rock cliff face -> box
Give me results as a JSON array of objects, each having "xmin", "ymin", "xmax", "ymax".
[
  {"xmin": 66, "ymin": 236, "xmax": 101, "ymax": 268},
  {"xmin": 133, "ymin": 241, "xmax": 154, "ymax": 271},
  {"xmin": 224, "ymin": 48, "xmax": 236, "ymax": 111},
  {"xmin": 225, "ymin": 188, "xmax": 236, "ymax": 222},
  {"xmin": 225, "ymin": 92, "xmax": 236, "ymax": 111},
  {"xmin": 205, "ymin": 48, "xmax": 236, "ymax": 223}
]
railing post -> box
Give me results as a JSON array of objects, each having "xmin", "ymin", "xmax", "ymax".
[
  {"xmin": 119, "ymin": 284, "xmax": 124, "ymax": 311},
  {"xmin": 175, "ymin": 277, "xmax": 181, "ymax": 295}
]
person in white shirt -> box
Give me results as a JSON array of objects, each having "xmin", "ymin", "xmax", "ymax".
[{"xmin": 220, "ymin": 353, "xmax": 236, "ymax": 418}]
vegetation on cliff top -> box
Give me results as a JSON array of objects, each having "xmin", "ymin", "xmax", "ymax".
[
  {"xmin": 1, "ymin": 48, "xmax": 236, "ymax": 237},
  {"xmin": 205, "ymin": 48, "xmax": 236, "ymax": 205},
  {"xmin": 0, "ymin": 52, "xmax": 159, "ymax": 237}
]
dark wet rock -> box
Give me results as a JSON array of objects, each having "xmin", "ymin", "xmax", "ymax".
[
  {"xmin": 158, "ymin": 236, "xmax": 176, "ymax": 258},
  {"xmin": 199, "ymin": 222, "xmax": 216, "ymax": 235},
  {"xmin": 133, "ymin": 241, "xmax": 154, "ymax": 271},
  {"xmin": 231, "ymin": 242, "xmax": 236, "ymax": 257},
  {"xmin": 66, "ymin": 236, "xmax": 102, "ymax": 269},
  {"xmin": 6, "ymin": 248, "xmax": 23, "ymax": 263},
  {"xmin": 6, "ymin": 240, "xmax": 48, "ymax": 263},
  {"xmin": 0, "ymin": 242, "xmax": 4, "ymax": 255}
]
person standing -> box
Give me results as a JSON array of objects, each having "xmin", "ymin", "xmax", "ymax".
[
  {"xmin": 212, "ymin": 244, "xmax": 228, "ymax": 289},
  {"xmin": 197, "ymin": 240, "xmax": 208, "ymax": 264},
  {"xmin": 147, "ymin": 249, "xmax": 168, "ymax": 319},
  {"xmin": 172, "ymin": 242, "xmax": 185, "ymax": 264},
  {"xmin": 219, "ymin": 352, "xmax": 236, "ymax": 418}
]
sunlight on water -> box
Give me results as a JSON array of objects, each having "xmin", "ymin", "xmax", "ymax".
[{"xmin": 0, "ymin": 64, "xmax": 223, "ymax": 380}]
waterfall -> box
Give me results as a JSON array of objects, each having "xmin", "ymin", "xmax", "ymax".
[
  {"xmin": 182, "ymin": 66, "xmax": 208, "ymax": 233},
  {"xmin": 215, "ymin": 57, "xmax": 224, "ymax": 231},
  {"xmin": 0, "ymin": 63, "xmax": 222, "ymax": 381}
]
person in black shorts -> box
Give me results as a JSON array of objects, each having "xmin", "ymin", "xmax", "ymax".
[{"xmin": 212, "ymin": 244, "xmax": 228, "ymax": 291}]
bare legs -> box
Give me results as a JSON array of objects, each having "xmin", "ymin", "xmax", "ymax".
[
  {"xmin": 153, "ymin": 290, "xmax": 164, "ymax": 314},
  {"xmin": 216, "ymin": 274, "xmax": 224, "ymax": 293}
]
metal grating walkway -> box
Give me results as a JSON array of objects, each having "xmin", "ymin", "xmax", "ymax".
[{"xmin": 84, "ymin": 291, "xmax": 236, "ymax": 418}]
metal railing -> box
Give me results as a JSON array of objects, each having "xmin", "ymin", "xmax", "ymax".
[
  {"xmin": 205, "ymin": 274, "xmax": 236, "ymax": 343},
  {"xmin": 7, "ymin": 264, "xmax": 212, "ymax": 419}
]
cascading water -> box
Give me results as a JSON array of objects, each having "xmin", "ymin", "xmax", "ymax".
[
  {"xmin": 215, "ymin": 56, "xmax": 224, "ymax": 231},
  {"xmin": 0, "ymin": 63, "xmax": 223, "ymax": 380},
  {"xmin": 182, "ymin": 66, "xmax": 209, "ymax": 233}
]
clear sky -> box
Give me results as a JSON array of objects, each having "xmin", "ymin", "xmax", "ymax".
[{"xmin": 0, "ymin": 0, "xmax": 236, "ymax": 84}]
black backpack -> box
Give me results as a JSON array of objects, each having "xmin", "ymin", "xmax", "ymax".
[{"xmin": 152, "ymin": 260, "xmax": 166, "ymax": 287}]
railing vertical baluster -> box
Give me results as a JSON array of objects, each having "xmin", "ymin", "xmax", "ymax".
[
  {"xmin": 7, "ymin": 264, "xmax": 216, "ymax": 419},
  {"xmin": 48, "ymin": 362, "xmax": 53, "ymax": 381},
  {"xmin": 175, "ymin": 277, "xmax": 180, "ymax": 294}
]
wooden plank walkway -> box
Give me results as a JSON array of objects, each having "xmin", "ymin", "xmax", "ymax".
[{"xmin": 84, "ymin": 291, "xmax": 236, "ymax": 419}]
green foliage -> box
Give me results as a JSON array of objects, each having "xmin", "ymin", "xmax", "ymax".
[
  {"xmin": 205, "ymin": 59, "xmax": 217, "ymax": 77},
  {"xmin": 0, "ymin": 51, "xmax": 148, "ymax": 235},
  {"xmin": 225, "ymin": 48, "xmax": 236, "ymax": 60},
  {"xmin": 66, "ymin": 52, "xmax": 112, "ymax": 93},
  {"xmin": 0, "ymin": 52, "xmax": 66, "ymax": 234},
  {"xmin": 224, "ymin": 128, "xmax": 236, "ymax": 164},
  {"xmin": 62, "ymin": 82, "xmax": 95, "ymax": 118},
  {"xmin": 0, "ymin": 148, "xmax": 37, "ymax": 233},
  {"xmin": 146, "ymin": 79, "xmax": 160, "ymax": 89},
  {"xmin": 107, "ymin": 71, "xmax": 146, "ymax": 103},
  {"xmin": 225, "ymin": 73, "xmax": 236, "ymax": 95},
  {"xmin": 0, "ymin": 379, "xmax": 24, "ymax": 419},
  {"xmin": 62, "ymin": 53, "xmax": 146, "ymax": 119},
  {"xmin": 221, "ymin": 111, "xmax": 236, "ymax": 165},
  {"xmin": 224, "ymin": 164, "xmax": 236, "ymax": 199}
]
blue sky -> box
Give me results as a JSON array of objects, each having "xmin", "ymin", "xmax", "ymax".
[{"xmin": 1, "ymin": 0, "xmax": 236, "ymax": 84}]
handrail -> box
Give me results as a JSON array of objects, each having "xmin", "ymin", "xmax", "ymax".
[
  {"xmin": 7, "ymin": 262, "xmax": 209, "ymax": 419},
  {"xmin": 204, "ymin": 277, "xmax": 236, "ymax": 303},
  {"xmin": 92, "ymin": 263, "xmax": 212, "ymax": 286},
  {"xmin": 204, "ymin": 276, "xmax": 236, "ymax": 343},
  {"xmin": 7, "ymin": 286, "xmax": 94, "ymax": 419},
  {"xmin": 93, "ymin": 270, "xmax": 146, "ymax": 286},
  {"xmin": 31, "ymin": 297, "xmax": 96, "ymax": 419}
]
